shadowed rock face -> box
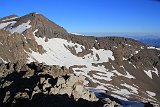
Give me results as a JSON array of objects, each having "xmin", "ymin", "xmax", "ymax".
[
  {"xmin": 0, "ymin": 13, "xmax": 160, "ymax": 106},
  {"xmin": 0, "ymin": 62, "xmax": 122, "ymax": 107}
]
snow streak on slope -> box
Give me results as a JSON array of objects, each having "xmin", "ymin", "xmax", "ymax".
[
  {"xmin": 146, "ymin": 91, "xmax": 156, "ymax": 97},
  {"xmin": 0, "ymin": 21, "xmax": 16, "ymax": 29},
  {"xmin": 144, "ymin": 68, "xmax": 159, "ymax": 79},
  {"xmin": 121, "ymin": 83, "xmax": 138, "ymax": 94},
  {"xmin": 8, "ymin": 20, "xmax": 32, "ymax": 34},
  {"xmin": 0, "ymin": 20, "xmax": 31, "ymax": 34},
  {"xmin": 147, "ymin": 46, "xmax": 160, "ymax": 51}
]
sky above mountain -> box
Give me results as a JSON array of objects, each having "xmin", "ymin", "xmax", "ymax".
[{"xmin": 0, "ymin": 0, "xmax": 160, "ymax": 33}]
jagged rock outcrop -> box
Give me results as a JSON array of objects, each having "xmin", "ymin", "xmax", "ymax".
[{"xmin": 0, "ymin": 62, "xmax": 122, "ymax": 107}]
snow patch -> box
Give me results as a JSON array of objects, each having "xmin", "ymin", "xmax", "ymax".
[
  {"xmin": 119, "ymin": 65, "xmax": 135, "ymax": 79},
  {"xmin": 135, "ymin": 50, "xmax": 140, "ymax": 54},
  {"xmin": 147, "ymin": 46, "xmax": 160, "ymax": 51},
  {"xmin": 144, "ymin": 68, "xmax": 159, "ymax": 79},
  {"xmin": 125, "ymin": 44, "xmax": 132, "ymax": 46},
  {"xmin": 88, "ymin": 85, "xmax": 107, "ymax": 93},
  {"xmin": 73, "ymin": 65, "xmax": 114, "ymax": 82},
  {"xmin": 146, "ymin": 91, "xmax": 156, "ymax": 97},
  {"xmin": 9, "ymin": 20, "xmax": 32, "ymax": 34},
  {"xmin": 0, "ymin": 21, "xmax": 16, "ymax": 29},
  {"xmin": 125, "ymin": 71, "xmax": 135, "ymax": 79},
  {"xmin": 33, "ymin": 29, "xmax": 38, "ymax": 36},
  {"xmin": 69, "ymin": 32, "xmax": 82, "ymax": 35},
  {"xmin": 93, "ymin": 73, "xmax": 114, "ymax": 81},
  {"xmin": 112, "ymin": 89, "xmax": 131, "ymax": 97},
  {"xmin": 0, "ymin": 57, "xmax": 7, "ymax": 63},
  {"xmin": 122, "ymin": 57, "xmax": 127, "ymax": 60},
  {"xmin": 121, "ymin": 83, "xmax": 138, "ymax": 94},
  {"xmin": 111, "ymin": 94, "xmax": 128, "ymax": 101}
]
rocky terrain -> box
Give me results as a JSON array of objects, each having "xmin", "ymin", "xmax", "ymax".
[
  {"xmin": 0, "ymin": 12, "xmax": 160, "ymax": 106},
  {"xmin": 0, "ymin": 62, "xmax": 122, "ymax": 107}
]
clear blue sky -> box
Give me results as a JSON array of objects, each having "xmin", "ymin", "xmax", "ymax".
[{"xmin": 0, "ymin": 0, "xmax": 160, "ymax": 33}]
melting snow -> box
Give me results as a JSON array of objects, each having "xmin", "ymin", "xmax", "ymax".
[
  {"xmin": 33, "ymin": 29, "xmax": 38, "ymax": 36},
  {"xmin": 111, "ymin": 94, "xmax": 128, "ymax": 101},
  {"xmin": 118, "ymin": 65, "xmax": 135, "ymax": 79},
  {"xmin": 125, "ymin": 71, "xmax": 135, "ymax": 79},
  {"xmin": 111, "ymin": 70, "xmax": 135, "ymax": 79},
  {"xmin": 0, "ymin": 57, "xmax": 7, "ymax": 63},
  {"xmin": 135, "ymin": 50, "xmax": 140, "ymax": 54},
  {"xmin": 0, "ymin": 21, "xmax": 16, "ymax": 29},
  {"xmin": 112, "ymin": 89, "xmax": 131, "ymax": 97},
  {"xmin": 121, "ymin": 83, "xmax": 138, "ymax": 94},
  {"xmin": 125, "ymin": 44, "xmax": 132, "ymax": 46},
  {"xmin": 92, "ymin": 73, "xmax": 114, "ymax": 81},
  {"xmin": 146, "ymin": 91, "xmax": 156, "ymax": 97},
  {"xmin": 122, "ymin": 57, "xmax": 127, "ymax": 60},
  {"xmin": 69, "ymin": 32, "xmax": 82, "ymax": 35},
  {"xmin": 28, "ymin": 37, "xmax": 115, "ymax": 68},
  {"xmin": 88, "ymin": 85, "xmax": 107, "ymax": 93},
  {"xmin": 147, "ymin": 46, "xmax": 160, "ymax": 51},
  {"xmin": 144, "ymin": 68, "xmax": 159, "ymax": 79},
  {"xmin": 9, "ymin": 20, "xmax": 32, "ymax": 34}
]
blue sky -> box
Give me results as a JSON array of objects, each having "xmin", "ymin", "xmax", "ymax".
[{"xmin": 0, "ymin": 0, "xmax": 160, "ymax": 33}]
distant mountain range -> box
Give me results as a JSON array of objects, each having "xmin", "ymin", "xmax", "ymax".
[{"xmin": 138, "ymin": 38, "xmax": 160, "ymax": 48}]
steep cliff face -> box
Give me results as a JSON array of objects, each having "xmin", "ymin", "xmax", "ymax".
[{"xmin": 0, "ymin": 13, "xmax": 160, "ymax": 106}]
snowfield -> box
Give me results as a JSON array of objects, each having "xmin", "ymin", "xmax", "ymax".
[{"xmin": 26, "ymin": 36, "xmax": 159, "ymax": 104}]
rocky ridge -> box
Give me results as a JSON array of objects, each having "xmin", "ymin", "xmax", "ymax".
[{"xmin": 0, "ymin": 62, "xmax": 122, "ymax": 107}]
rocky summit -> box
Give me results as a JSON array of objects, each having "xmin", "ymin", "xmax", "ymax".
[{"xmin": 0, "ymin": 12, "xmax": 160, "ymax": 107}]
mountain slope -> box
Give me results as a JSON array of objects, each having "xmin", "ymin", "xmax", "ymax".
[{"xmin": 0, "ymin": 13, "xmax": 160, "ymax": 106}]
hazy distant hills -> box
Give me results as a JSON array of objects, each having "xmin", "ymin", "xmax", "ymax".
[{"xmin": 138, "ymin": 38, "xmax": 160, "ymax": 48}]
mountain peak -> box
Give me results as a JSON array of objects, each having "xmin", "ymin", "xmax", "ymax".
[
  {"xmin": 22, "ymin": 12, "xmax": 46, "ymax": 19},
  {"xmin": 0, "ymin": 12, "xmax": 68, "ymax": 38}
]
